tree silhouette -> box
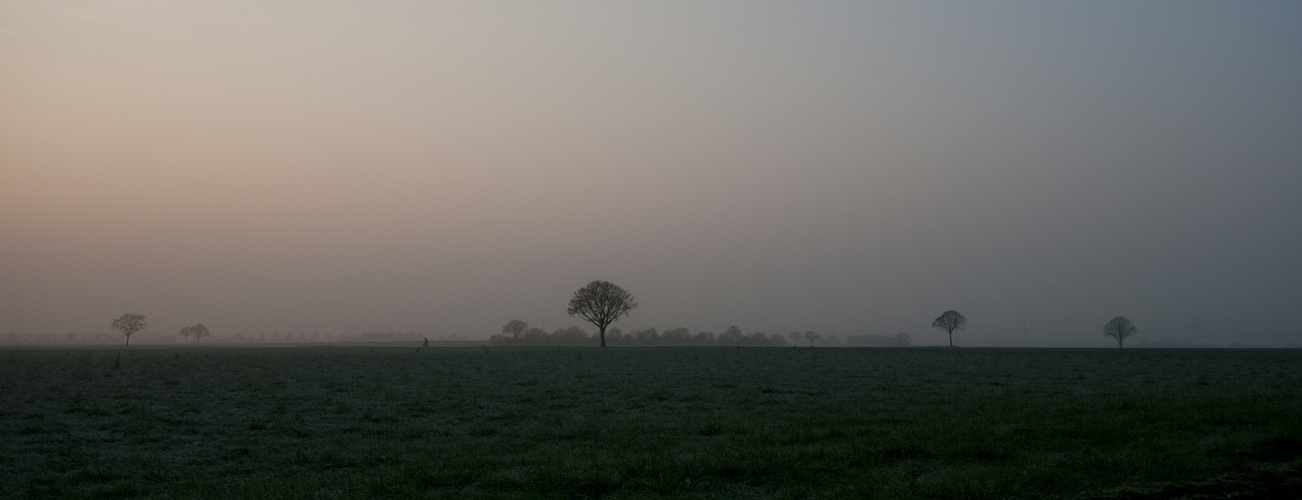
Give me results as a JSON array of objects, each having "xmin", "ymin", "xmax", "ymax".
[
  {"xmin": 722, "ymin": 325, "xmax": 743, "ymax": 346},
  {"xmin": 179, "ymin": 324, "xmax": 209, "ymax": 343},
  {"xmin": 112, "ymin": 314, "xmax": 147, "ymax": 347},
  {"xmin": 1103, "ymin": 316, "xmax": 1137, "ymax": 348},
  {"xmin": 190, "ymin": 324, "xmax": 210, "ymax": 343},
  {"xmin": 566, "ymin": 280, "xmax": 637, "ymax": 347},
  {"xmin": 931, "ymin": 310, "xmax": 966, "ymax": 347},
  {"xmin": 787, "ymin": 331, "xmax": 803, "ymax": 347},
  {"xmin": 523, "ymin": 327, "xmax": 547, "ymax": 340},
  {"xmin": 804, "ymin": 331, "xmax": 820, "ymax": 347},
  {"xmin": 501, "ymin": 319, "xmax": 529, "ymax": 341}
]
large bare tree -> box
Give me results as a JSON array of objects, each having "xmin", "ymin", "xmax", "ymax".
[
  {"xmin": 566, "ymin": 280, "xmax": 637, "ymax": 347},
  {"xmin": 501, "ymin": 319, "xmax": 529, "ymax": 341},
  {"xmin": 931, "ymin": 310, "xmax": 966, "ymax": 347},
  {"xmin": 1103, "ymin": 316, "xmax": 1137, "ymax": 348},
  {"xmin": 112, "ymin": 313, "xmax": 147, "ymax": 346}
]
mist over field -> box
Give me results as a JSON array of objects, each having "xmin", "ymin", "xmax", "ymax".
[{"xmin": 2, "ymin": 2, "xmax": 1301, "ymax": 347}]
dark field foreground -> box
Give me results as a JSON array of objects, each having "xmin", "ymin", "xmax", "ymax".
[{"xmin": 2, "ymin": 347, "xmax": 1300, "ymax": 499}]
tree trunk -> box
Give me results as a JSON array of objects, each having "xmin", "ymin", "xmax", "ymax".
[
  {"xmin": 948, "ymin": 331, "xmax": 953, "ymax": 347},
  {"xmin": 599, "ymin": 326, "xmax": 606, "ymax": 347},
  {"xmin": 125, "ymin": 335, "xmax": 130, "ymax": 347}
]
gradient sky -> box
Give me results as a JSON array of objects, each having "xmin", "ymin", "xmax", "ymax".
[{"xmin": 3, "ymin": 1, "xmax": 1300, "ymax": 346}]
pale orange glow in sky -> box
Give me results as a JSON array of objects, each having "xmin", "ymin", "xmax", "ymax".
[{"xmin": 3, "ymin": 1, "xmax": 1301, "ymax": 345}]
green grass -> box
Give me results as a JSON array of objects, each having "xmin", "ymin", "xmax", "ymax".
[{"xmin": 2, "ymin": 346, "xmax": 1300, "ymax": 499}]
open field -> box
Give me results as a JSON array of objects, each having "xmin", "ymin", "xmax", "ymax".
[{"xmin": 2, "ymin": 346, "xmax": 1300, "ymax": 499}]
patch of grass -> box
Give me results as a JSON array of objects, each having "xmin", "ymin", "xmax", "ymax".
[{"xmin": 1, "ymin": 347, "xmax": 1299, "ymax": 498}]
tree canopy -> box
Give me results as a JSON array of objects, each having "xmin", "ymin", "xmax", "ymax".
[
  {"xmin": 111, "ymin": 313, "xmax": 147, "ymax": 346},
  {"xmin": 566, "ymin": 280, "xmax": 637, "ymax": 347},
  {"xmin": 180, "ymin": 323, "xmax": 210, "ymax": 343},
  {"xmin": 1103, "ymin": 316, "xmax": 1137, "ymax": 348},
  {"xmin": 501, "ymin": 319, "xmax": 529, "ymax": 340},
  {"xmin": 931, "ymin": 310, "xmax": 966, "ymax": 347}
]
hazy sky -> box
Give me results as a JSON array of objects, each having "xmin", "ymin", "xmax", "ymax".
[{"xmin": 3, "ymin": 1, "xmax": 1300, "ymax": 346}]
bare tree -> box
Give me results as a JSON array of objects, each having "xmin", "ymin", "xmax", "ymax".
[
  {"xmin": 804, "ymin": 331, "xmax": 820, "ymax": 347},
  {"xmin": 190, "ymin": 324, "xmax": 210, "ymax": 343},
  {"xmin": 179, "ymin": 324, "xmax": 209, "ymax": 343},
  {"xmin": 112, "ymin": 313, "xmax": 147, "ymax": 346},
  {"xmin": 787, "ymin": 331, "xmax": 803, "ymax": 347},
  {"xmin": 931, "ymin": 310, "xmax": 966, "ymax": 347},
  {"xmin": 523, "ymin": 327, "xmax": 547, "ymax": 340},
  {"xmin": 501, "ymin": 319, "xmax": 529, "ymax": 341},
  {"xmin": 566, "ymin": 280, "xmax": 637, "ymax": 347},
  {"xmin": 1103, "ymin": 316, "xmax": 1137, "ymax": 348}
]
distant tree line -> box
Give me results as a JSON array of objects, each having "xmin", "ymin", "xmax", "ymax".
[
  {"xmin": 340, "ymin": 331, "xmax": 424, "ymax": 342},
  {"xmin": 179, "ymin": 324, "xmax": 210, "ymax": 343},
  {"xmin": 3, "ymin": 283, "xmax": 1143, "ymax": 349},
  {"xmin": 491, "ymin": 321, "xmax": 793, "ymax": 347}
]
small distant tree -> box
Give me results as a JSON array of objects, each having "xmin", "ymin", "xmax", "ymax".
[
  {"xmin": 1103, "ymin": 316, "xmax": 1137, "ymax": 348},
  {"xmin": 112, "ymin": 314, "xmax": 147, "ymax": 347},
  {"xmin": 566, "ymin": 280, "xmax": 637, "ymax": 347},
  {"xmin": 190, "ymin": 324, "xmax": 210, "ymax": 342},
  {"xmin": 180, "ymin": 324, "xmax": 209, "ymax": 343},
  {"xmin": 932, "ymin": 310, "xmax": 966, "ymax": 347},
  {"xmin": 894, "ymin": 332, "xmax": 912, "ymax": 347},
  {"xmin": 501, "ymin": 319, "xmax": 529, "ymax": 341},
  {"xmin": 721, "ymin": 325, "xmax": 743, "ymax": 346},
  {"xmin": 787, "ymin": 331, "xmax": 803, "ymax": 347},
  {"xmin": 804, "ymin": 331, "xmax": 820, "ymax": 347},
  {"xmin": 523, "ymin": 327, "xmax": 547, "ymax": 340}
]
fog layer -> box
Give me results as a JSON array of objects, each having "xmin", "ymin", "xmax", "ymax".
[{"xmin": 2, "ymin": 2, "xmax": 1300, "ymax": 346}]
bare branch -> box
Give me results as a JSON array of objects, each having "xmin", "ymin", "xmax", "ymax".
[
  {"xmin": 566, "ymin": 280, "xmax": 637, "ymax": 347},
  {"xmin": 931, "ymin": 310, "xmax": 966, "ymax": 347},
  {"xmin": 1103, "ymin": 316, "xmax": 1137, "ymax": 348},
  {"xmin": 111, "ymin": 313, "xmax": 147, "ymax": 347},
  {"xmin": 502, "ymin": 319, "xmax": 529, "ymax": 340}
]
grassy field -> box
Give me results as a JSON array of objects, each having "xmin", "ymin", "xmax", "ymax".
[{"xmin": 2, "ymin": 346, "xmax": 1300, "ymax": 499}]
